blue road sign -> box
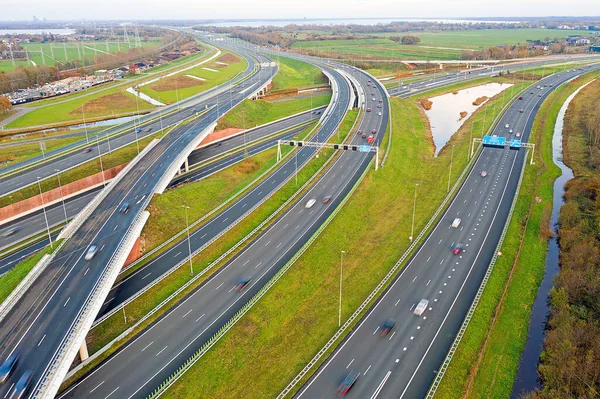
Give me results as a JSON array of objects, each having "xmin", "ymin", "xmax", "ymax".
[
  {"xmin": 509, "ymin": 139, "xmax": 522, "ymax": 148},
  {"xmin": 359, "ymin": 145, "xmax": 371, "ymax": 153},
  {"xmin": 482, "ymin": 135, "xmax": 506, "ymax": 147}
]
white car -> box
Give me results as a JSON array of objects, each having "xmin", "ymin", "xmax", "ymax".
[
  {"xmin": 305, "ymin": 199, "xmax": 316, "ymax": 209},
  {"xmin": 414, "ymin": 299, "xmax": 430, "ymax": 316},
  {"xmin": 504, "ymin": 124, "xmax": 509, "ymax": 128},
  {"xmin": 509, "ymin": 129, "xmax": 513, "ymax": 134},
  {"xmin": 378, "ymin": 112, "xmax": 382, "ymax": 116},
  {"xmin": 451, "ymin": 218, "xmax": 461, "ymax": 228},
  {"xmin": 516, "ymin": 132, "xmax": 522, "ymax": 138},
  {"xmin": 85, "ymin": 245, "xmax": 98, "ymax": 261}
]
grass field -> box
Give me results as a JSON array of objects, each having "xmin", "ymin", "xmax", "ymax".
[
  {"xmin": 5, "ymin": 85, "xmax": 155, "ymax": 129},
  {"xmin": 271, "ymin": 56, "xmax": 327, "ymax": 91},
  {"xmin": 0, "ymin": 240, "xmax": 62, "ymax": 304},
  {"xmin": 139, "ymin": 52, "xmax": 248, "ymax": 104},
  {"xmin": 216, "ymin": 94, "xmax": 331, "ymax": 130},
  {"xmin": 155, "ymin": 81, "xmax": 524, "ymax": 398},
  {"xmin": 434, "ymin": 70, "xmax": 600, "ymax": 398}
]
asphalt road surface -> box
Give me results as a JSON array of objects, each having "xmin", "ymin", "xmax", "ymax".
[
  {"xmin": 294, "ymin": 64, "xmax": 600, "ymax": 399},
  {"xmin": 0, "ymin": 45, "xmax": 278, "ymax": 399},
  {"xmin": 59, "ymin": 57, "xmax": 387, "ymax": 399}
]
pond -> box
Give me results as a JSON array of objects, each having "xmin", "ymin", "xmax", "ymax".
[{"xmin": 424, "ymin": 83, "xmax": 513, "ymax": 156}]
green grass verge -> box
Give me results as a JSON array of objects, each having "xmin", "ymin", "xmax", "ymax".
[
  {"xmin": 6, "ymin": 85, "xmax": 155, "ymax": 129},
  {"xmin": 0, "ymin": 135, "xmax": 85, "ymax": 168},
  {"xmin": 139, "ymin": 51, "xmax": 248, "ymax": 104},
  {"xmin": 271, "ymin": 56, "xmax": 326, "ymax": 91},
  {"xmin": 433, "ymin": 69, "xmax": 600, "ymax": 398},
  {"xmin": 0, "ymin": 239, "xmax": 63, "ymax": 303},
  {"xmin": 216, "ymin": 94, "xmax": 331, "ymax": 130},
  {"xmin": 157, "ymin": 88, "xmax": 515, "ymax": 398}
]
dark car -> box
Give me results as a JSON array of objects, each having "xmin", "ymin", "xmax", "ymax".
[
  {"xmin": 336, "ymin": 371, "xmax": 360, "ymax": 396},
  {"xmin": 9, "ymin": 370, "xmax": 32, "ymax": 399},
  {"xmin": 361, "ymin": 134, "xmax": 367, "ymax": 139},
  {"xmin": 371, "ymin": 129, "xmax": 377, "ymax": 134},
  {"xmin": 452, "ymin": 243, "xmax": 464, "ymax": 255},
  {"xmin": 378, "ymin": 99, "xmax": 383, "ymax": 103},
  {"xmin": 144, "ymin": 127, "xmax": 152, "ymax": 132},
  {"xmin": 366, "ymin": 108, "xmax": 371, "ymax": 112},
  {"xmin": 0, "ymin": 354, "xmax": 18, "ymax": 383},
  {"xmin": 323, "ymin": 195, "xmax": 332, "ymax": 204},
  {"xmin": 518, "ymin": 96, "xmax": 523, "ymax": 100},
  {"xmin": 235, "ymin": 277, "xmax": 251, "ymax": 291},
  {"xmin": 119, "ymin": 202, "xmax": 130, "ymax": 214},
  {"xmin": 82, "ymin": 147, "xmax": 93, "ymax": 153},
  {"xmin": 356, "ymin": 130, "xmax": 363, "ymax": 135},
  {"xmin": 135, "ymin": 128, "xmax": 142, "ymax": 133},
  {"xmin": 380, "ymin": 318, "xmax": 396, "ymax": 337},
  {"xmin": 519, "ymin": 109, "xmax": 524, "ymax": 113}
]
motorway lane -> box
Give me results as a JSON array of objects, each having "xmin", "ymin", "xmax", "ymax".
[
  {"xmin": 295, "ymin": 65, "xmax": 600, "ymax": 399},
  {"xmin": 0, "ymin": 47, "xmax": 278, "ymax": 398},
  {"xmin": 59, "ymin": 59, "xmax": 387, "ymax": 399},
  {"xmin": 0, "ymin": 51, "xmax": 260, "ymax": 198}
]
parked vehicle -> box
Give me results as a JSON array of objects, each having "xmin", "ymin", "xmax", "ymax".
[{"xmin": 414, "ymin": 299, "xmax": 429, "ymax": 316}]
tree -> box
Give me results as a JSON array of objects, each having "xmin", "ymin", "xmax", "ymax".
[
  {"xmin": 0, "ymin": 96, "xmax": 12, "ymax": 114},
  {"xmin": 401, "ymin": 35, "xmax": 421, "ymax": 45}
]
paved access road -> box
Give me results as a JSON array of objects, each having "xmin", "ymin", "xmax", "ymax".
[
  {"xmin": 58, "ymin": 55, "xmax": 361, "ymax": 398},
  {"xmin": 295, "ymin": 64, "xmax": 600, "ymax": 399},
  {"xmin": 0, "ymin": 46, "xmax": 277, "ymax": 399},
  {"xmin": 0, "ymin": 107, "xmax": 324, "ymax": 271}
]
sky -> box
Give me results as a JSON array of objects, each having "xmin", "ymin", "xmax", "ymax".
[{"xmin": 2, "ymin": 0, "xmax": 600, "ymax": 22}]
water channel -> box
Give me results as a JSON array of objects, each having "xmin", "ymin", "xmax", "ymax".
[{"xmin": 510, "ymin": 79, "xmax": 595, "ymax": 398}]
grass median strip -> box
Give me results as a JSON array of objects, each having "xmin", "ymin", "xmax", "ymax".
[
  {"xmin": 155, "ymin": 89, "xmax": 510, "ymax": 398},
  {"xmin": 433, "ymin": 69, "xmax": 600, "ymax": 399},
  {"xmin": 61, "ymin": 110, "xmax": 357, "ymax": 389},
  {"xmin": 0, "ymin": 239, "xmax": 63, "ymax": 304}
]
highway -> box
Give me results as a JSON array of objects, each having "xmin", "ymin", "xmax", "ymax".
[
  {"xmin": 59, "ymin": 53, "xmax": 386, "ymax": 399},
  {"xmin": 294, "ymin": 64, "xmax": 600, "ymax": 399},
  {"xmin": 0, "ymin": 44, "xmax": 278, "ymax": 399},
  {"xmin": 0, "ymin": 107, "xmax": 324, "ymax": 270},
  {"xmin": 0, "ymin": 48, "xmax": 261, "ymax": 198}
]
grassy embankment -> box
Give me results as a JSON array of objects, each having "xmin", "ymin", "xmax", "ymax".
[
  {"xmin": 158, "ymin": 79, "xmax": 521, "ymax": 398},
  {"xmin": 270, "ymin": 56, "xmax": 327, "ymax": 91},
  {"xmin": 0, "ymin": 135, "xmax": 86, "ymax": 168},
  {"xmin": 5, "ymin": 85, "xmax": 155, "ymax": 129},
  {"xmin": 63, "ymin": 111, "xmax": 357, "ymax": 387},
  {"xmin": 0, "ymin": 239, "xmax": 63, "ymax": 303},
  {"xmin": 434, "ymin": 70, "xmax": 600, "ymax": 399},
  {"xmin": 139, "ymin": 52, "xmax": 248, "ymax": 104}
]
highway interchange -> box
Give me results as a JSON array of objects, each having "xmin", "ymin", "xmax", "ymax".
[{"xmin": 0, "ymin": 28, "xmax": 598, "ymax": 399}]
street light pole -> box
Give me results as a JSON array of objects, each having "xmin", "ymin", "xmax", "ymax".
[
  {"xmin": 96, "ymin": 137, "xmax": 106, "ymax": 187},
  {"xmin": 339, "ymin": 250, "xmax": 345, "ymax": 327},
  {"xmin": 55, "ymin": 169, "xmax": 68, "ymax": 225},
  {"xmin": 447, "ymin": 145, "xmax": 454, "ymax": 193},
  {"xmin": 182, "ymin": 205, "xmax": 194, "ymax": 275},
  {"xmin": 410, "ymin": 184, "xmax": 418, "ymax": 242},
  {"xmin": 37, "ymin": 177, "xmax": 53, "ymax": 249}
]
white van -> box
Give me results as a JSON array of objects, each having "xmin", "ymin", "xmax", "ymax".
[
  {"xmin": 451, "ymin": 218, "xmax": 461, "ymax": 228},
  {"xmin": 414, "ymin": 299, "xmax": 429, "ymax": 316},
  {"xmin": 305, "ymin": 199, "xmax": 317, "ymax": 209}
]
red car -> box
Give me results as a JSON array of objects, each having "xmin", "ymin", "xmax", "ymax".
[
  {"xmin": 452, "ymin": 243, "xmax": 464, "ymax": 255},
  {"xmin": 361, "ymin": 134, "xmax": 367, "ymax": 139},
  {"xmin": 367, "ymin": 135, "xmax": 375, "ymax": 144},
  {"xmin": 356, "ymin": 130, "xmax": 363, "ymax": 135},
  {"xmin": 378, "ymin": 99, "xmax": 383, "ymax": 103},
  {"xmin": 336, "ymin": 371, "xmax": 360, "ymax": 396}
]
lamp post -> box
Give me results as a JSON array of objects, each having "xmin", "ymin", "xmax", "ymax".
[
  {"xmin": 55, "ymin": 169, "xmax": 68, "ymax": 225},
  {"xmin": 37, "ymin": 177, "xmax": 53, "ymax": 249},
  {"xmin": 182, "ymin": 205, "xmax": 194, "ymax": 275},
  {"xmin": 339, "ymin": 250, "xmax": 345, "ymax": 327},
  {"xmin": 410, "ymin": 184, "xmax": 418, "ymax": 242},
  {"xmin": 96, "ymin": 136, "xmax": 106, "ymax": 187}
]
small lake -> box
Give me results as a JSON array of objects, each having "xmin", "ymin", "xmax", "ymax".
[
  {"xmin": 0, "ymin": 28, "xmax": 76, "ymax": 36},
  {"xmin": 510, "ymin": 79, "xmax": 596, "ymax": 398},
  {"xmin": 424, "ymin": 82, "xmax": 513, "ymax": 156}
]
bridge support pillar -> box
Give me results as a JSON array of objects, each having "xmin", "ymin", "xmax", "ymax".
[
  {"xmin": 79, "ymin": 341, "xmax": 89, "ymax": 361},
  {"xmin": 184, "ymin": 158, "xmax": 189, "ymax": 172}
]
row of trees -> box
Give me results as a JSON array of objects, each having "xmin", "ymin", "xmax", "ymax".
[
  {"xmin": 0, "ymin": 96, "xmax": 12, "ymax": 114},
  {"xmin": 389, "ymin": 35, "xmax": 421, "ymax": 45},
  {"xmin": 529, "ymin": 81, "xmax": 600, "ymax": 399}
]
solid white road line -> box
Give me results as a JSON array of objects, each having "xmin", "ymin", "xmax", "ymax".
[{"xmin": 370, "ymin": 371, "xmax": 392, "ymax": 399}]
